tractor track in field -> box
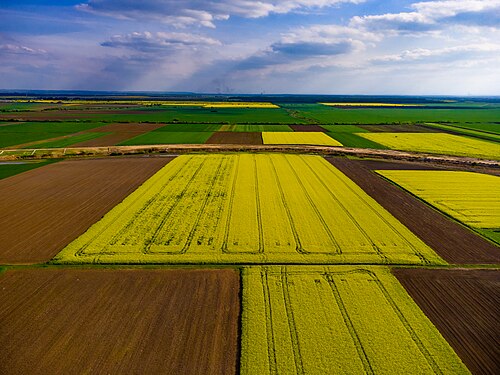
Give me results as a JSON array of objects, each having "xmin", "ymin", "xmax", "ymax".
[{"xmin": 328, "ymin": 157, "xmax": 500, "ymax": 264}]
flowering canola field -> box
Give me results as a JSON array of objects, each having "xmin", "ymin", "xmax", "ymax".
[
  {"xmin": 55, "ymin": 154, "xmax": 443, "ymax": 264},
  {"xmin": 357, "ymin": 132, "xmax": 500, "ymax": 160},
  {"xmin": 241, "ymin": 266, "xmax": 469, "ymax": 375},
  {"xmin": 262, "ymin": 132, "xmax": 342, "ymax": 146},
  {"xmin": 377, "ymin": 170, "xmax": 500, "ymax": 244}
]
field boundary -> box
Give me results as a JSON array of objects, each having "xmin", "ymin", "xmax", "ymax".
[{"xmin": 1, "ymin": 144, "xmax": 499, "ymax": 169}]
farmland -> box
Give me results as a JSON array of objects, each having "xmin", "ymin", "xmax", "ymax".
[
  {"xmin": 241, "ymin": 266, "xmax": 468, "ymax": 374},
  {"xmin": 394, "ymin": 268, "xmax": 500, "ymax": 375},
  {"xmin": 329, "ymin": 158, "xmax": 500, "ymax": 264},
  {"xmin": 54, "ymin": 154, "xmax": 442, "ymax": 265},
  {"xmin": 0, "ymin": 94, "xmax": 498, "ymax": 375},
  {"xmin": 377, "ymin": 170, "xmax": 500, "ymax": 245},
  {"xmin": 358, "ymin": 133, "xmax": 500, "ymax": 160},
  {"xmin": 0, "ymin": 157, "xmax": 173, "ymax": 264},
  {"xmin": 262, "ymin": 132, "xmax": 343, "ymax": 146},
  {"xmin": 0, "ymin": 268, "xmax": 240, "ymax": 374}
]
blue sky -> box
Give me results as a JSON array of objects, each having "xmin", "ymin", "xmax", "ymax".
[{"xmin": 1, "ymin": 0, "xmax": 499, "ymax": 94}]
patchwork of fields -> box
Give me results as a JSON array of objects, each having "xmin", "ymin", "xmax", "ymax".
[
  {"xmin": 1, "ymin": 98, "xmax": 498, "ymax": 374},
  {"xmin": 55, "ymin": 154, "xmax": 441, "ymax": 265},
  {"xmin": 242, "ymin": 266, "xmax": 468, "ymax": 374}
]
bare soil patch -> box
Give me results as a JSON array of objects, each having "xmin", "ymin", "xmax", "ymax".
[
  {"xmin": 328, "ymin": 157, "xmax": 500, "ymax": 264},
  {"xmin": 0, "ymin": 268, "xmax": 240, "ymax": 375},
  {"xmin": 206, "ymin": 131, "xmax": 263, "ymax": 145},
  {"xmin": 393, "ymin": 268, "xmax": 500, "ymax": 375},
  {"xmin": 358, "ymin": 124, "xmax": 439, "ymax": 132},
  {"xmin": 0, "ymin": 157, "xmax": 173, "ymax": 264},
  {"xmin": 72, "ymin": 123, "xmax": 165, "ymax": 147},
  {"xmin": 289, "ymin": 125, "xmax": 326, "ymax": 132}
]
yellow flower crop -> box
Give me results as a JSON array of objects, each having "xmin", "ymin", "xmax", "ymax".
[
  {"xmin": 262, "ymin": 132, "xmax": 342, "ymax": 146},
  {"xmin": 358, "ymin": 132, "xmax": 500, "ymax": 160},
  {"xmin": 241, "ymin": 266, "xmax": 469, "ymax": 374},
  {"xmin": 54, "ymin": 154, "xmax": 443, "ymax": 265}
]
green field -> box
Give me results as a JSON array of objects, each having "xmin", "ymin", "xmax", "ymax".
[
  {"xmin": 241, "ymin": 266, "xmax": 468, "ymax": 374},
  {"xmin": 54, "ymin": 154, "xmax": 443, "ymax": 265},
  {"xmin": 358, "ymin": 132, "xmax": 500, "ymax": 159},
  {"xmin": 21, "ymin": 132, "xmax": 109, "ymax": 149},
  {"xmin": 154, "ymin": 124, "xmax": 222, "ymax": 132},
  {"xmin": 320, "ymin": 125, "xmax": 369, "ymax": 133},
  {"xmin": 64, "ymin": 107, "xmax": 304, "ymax": 124},
  {"xmin": 452, "ymin": 123, "xmax": 500, "ymax": 134},
  {"xmin": 119, "ymin": 131, "xmax": 213, "ymax": 145},
  {"xmin": 327, "ymin": 133, "xmax": 387, "ymax": 149},
  {"xmin": 423, "ymin": 123, "xmax": 500, "ymax": 142},
  {"xmin": 220, "ymin": 124, "xmax": 293, "ymax": 132},
  {"xmin": 377, "ymin": 170, "xmax": 500, "ymax": 245},
  {"xmin": 283, "ymin": 104, "xmax": 500, "ymax": 124},
  {"xmin": 0, "ymin": 122, "xmax": 106, "ymax": 148},
  {"xmin": 0, "ymin": 160, "xmax": 58, "ymax": 180}
]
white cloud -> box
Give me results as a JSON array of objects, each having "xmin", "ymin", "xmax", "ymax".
[
  {"xmin": 372, "ymin": 43, "xmax": 500, "ymax": 63},
  {"xmin": 101, "ymin": 31, "xmax": 221, "ymax": 52},
  {"xmin": 0, "ymin": 43, "xmax": 47, "ymax": 55},
  {"xmin": 351, "ymin": 0, "xmax": 500, "ymax": 35},
  {"xmin": 77, "ymin": 0, "xmax": 365, "ymax": 27}
]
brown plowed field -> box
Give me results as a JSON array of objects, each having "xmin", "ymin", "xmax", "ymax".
[
  {"xmin": 289, "ymin": 125, "xmax": 326, "ymax": 132},
  {"xmin": 72, "ymin": 123, "xmax": 165, "ymax": 146},
  {"xmin": 0, "ymin": 268, "xmax": 240, "ymax": 375},
  {"xmin": 206, "ymin": 131, "xmax": 263, "ymax": 145},
  {"xmin": 0, "ymin": 157, "xmax": 173, "ymax": 264},
  {"xmin": 327, "ymin": 157, "xmax": 500, "ymax": 264},
  {"xmin": 393, "ymin": 268, "xmax": 500, "ymax": 375},
  {"xmin": 358, "ymin": 124, "xmax": 439, "ymax": 132}
]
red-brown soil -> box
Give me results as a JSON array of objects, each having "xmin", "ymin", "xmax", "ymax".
[
  {"xmin": 289, "ymin": 125, "xmax": 326, "ymax": 132},
  {"xmin": 206, "ymin": 131, "xmax": 263, "ymax": 145},
  {"xmin": 0, "ymin": 157, "xmax": 173, "ymax": 264},
  {"xmin": 0, "ymin": 268, "xmax": 240, "ymax": 375},
  {"xmin": 327, "ymin": 157, "xmax": 500, "ymax": 264},
  {"xmin": 393, "ymin": 268, "xmax": 500, "ymax": 375},
  {"xmin": 358, "ymin": 124, "xmax": 439, "ymax": 132},
  {"xmin": 72, "ymin": 123, "xmax": 165, "ymax": 146}
]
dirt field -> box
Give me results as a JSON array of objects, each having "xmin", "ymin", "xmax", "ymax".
[
  {"xmin": 358, "ymin": 124, "xmax": 439, "ymax": 132},
  {"xmin": 0, "ymin": 157, "xmax": 173, "ymax": 264},
  {"xmin": 206, "ymin": 131, "xmax": 263, "ymax": 145},
  {"xmin": 71, "ymin": 123, "xmax": 166, "ymax": 146},
  {"xmin": 0, "ymin": 268, "xmax": 240, "ymax": 375},
  {"xmin": 289, "ymin": 125, "xmax": 326, "ymax": 132},
  {"xmin": 393, "ymin": 268, "xmax": 500, "ymax": 375},
  {"xmin": 328, "ymin": 157, "xmax": 500, "ymax": 264}
]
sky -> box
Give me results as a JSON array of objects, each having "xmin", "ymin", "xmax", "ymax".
[{"xmin": 0, "ymin": 0, "xmax": 499, "ymax": 94}]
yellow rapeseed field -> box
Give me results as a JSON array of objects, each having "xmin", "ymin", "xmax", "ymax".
[
  {"xmin": 377, "ymin": 170, "xmax": 500, "ymax": 244},
  {"xmin": 55, "ymin": 154, "xmax": 443, "ymax": 264},
  {"xmin": 241, "ymin": 266, "xmax": 469, "ymax": 375},
  {"xmin": 15, "ymin": 99, "xmax": 279, "ymax": 108},
  {"xmin": 262, "ymin": 132, "xmax": 342, "ymax": 146},
  {"xmin": 358, "ymin": 132, "xmax": 500, "ymax": 160}
]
